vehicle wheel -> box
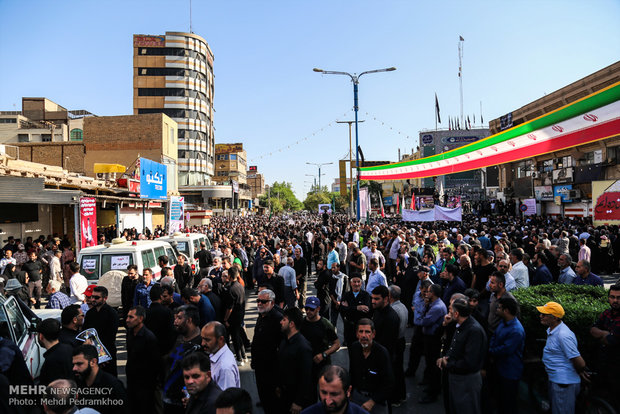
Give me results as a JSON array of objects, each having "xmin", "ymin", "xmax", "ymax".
[{"xmin": 583, "ymin": 397, "xmax": 617, "ymax": 414}]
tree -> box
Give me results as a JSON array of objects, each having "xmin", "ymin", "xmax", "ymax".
[
  {"xmin": 303, "ymin": 191, "xmax": 331, "ymax": 212},
  {"xmin": 259, "ymin": 181, "xmax": 302, "ymax": 214}
]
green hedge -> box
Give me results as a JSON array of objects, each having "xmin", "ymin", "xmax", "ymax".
[{"xmin": 512, "ymin": 284, "xmax": 609, "ymax": 358}]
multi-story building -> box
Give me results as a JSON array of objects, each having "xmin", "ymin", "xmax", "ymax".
[
  {"xmin": 247, "ymin": 165, "xmax": 265, "ymax": 200},
  {"xmin": 213, "ymin": 143, "xmax": 247, "ymax": 185},
  {"xmin": 83, "ymin": 113, "xmax": 179, "ymax": 193},
  {"xmin": 491, "ymin": 60, "xmax": 620, "ymax": 218},
  {"xmin": 133, "ymin": 32, "xmax": 215, "ymax": 186}
]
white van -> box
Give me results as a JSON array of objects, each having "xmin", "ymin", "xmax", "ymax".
[
  {"xmin": 158, "ymin": 232, "xmax": 211, "ymax": 273},
  {"xmin": 77, "ymin": 238, "xmax": 179, "ymax": 283}
]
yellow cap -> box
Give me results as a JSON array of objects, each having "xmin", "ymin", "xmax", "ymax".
[{"xmin": 536, "ymin": 301, "xmax": 565, "ymax": 318}]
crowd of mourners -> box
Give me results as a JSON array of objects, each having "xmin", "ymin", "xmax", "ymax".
[{"xmin": 0, "ymin": 210, "xmax": 619, "ymax": 414}]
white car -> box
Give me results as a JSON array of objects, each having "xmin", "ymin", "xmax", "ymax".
[
  {"xmin": 158, "ymin": 232, "xmax": 211, "ymax": 274},
  {"xmin": 0, "ymin": 293, "xmax": 61, "ymax": 379}
]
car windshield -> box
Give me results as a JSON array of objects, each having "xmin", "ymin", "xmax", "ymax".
[{"xmin": 102, "ymin": 254, "xmax": 134, "ymax": 274}]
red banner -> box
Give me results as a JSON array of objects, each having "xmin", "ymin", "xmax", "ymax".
[{"xmin": 80, "ymin": 197, "xmax": 97, "ymax": 249}]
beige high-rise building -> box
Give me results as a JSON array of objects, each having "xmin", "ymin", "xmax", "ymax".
[{"xmin": 133, "ymin": 32, "xmax": 215, "ymax": 186}]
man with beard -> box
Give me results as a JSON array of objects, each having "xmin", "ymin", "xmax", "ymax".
[
  {"xmin": 121, "ymin": 265, "xmax": 140, "ymax": 319},
  {"xmin": 221, "ymin": 267, "xmax": 247, "ymax": 365},
  {"xmin": 262, "ymin": 259, "xmax": 285, "ymax": 308},
  {"xmin": 83, "ymin": 286, "xmax": 118, "ymax": 376},
  {"xmin": 301, "ymin": 365, "xmax": 368, "ymax": 414},
  {"xmin": 277, "ymin": 307, "xmax": 314, "ymax": 413},
  {"xmin": 125, "ymin": 306, "xmax": 162, "ymax": 414},
  {"xmin": 251, "ymin": 289, "xmax": 283, "ymax": 413},
  {"xmin": 181, "ymin": 352, "xmax": 222, "ymax": 414},
  {"xmin": 174, "ymin": 254, "xmax": 193, "ymax": 291},
  {"xmin": 163, "ymin": 305, "xmax": 204, "ymax": 414},
  {"xmin": 294, "ymin": 247, "xmax": 308, "ymax": 308},
  {"xmin": 58, "ymin": 304, "xmax": 84, "ymax": 348},
  {"xmin": 339, "ymin": 274, "xmax": 372, "ymax": 349},
  {"xmin": 72, "ymin": 345, "xmax": 127, "ymax": 414},
  {"xmin": 348, "ymin": 319, "xmax": 394, "ymax": 413}
]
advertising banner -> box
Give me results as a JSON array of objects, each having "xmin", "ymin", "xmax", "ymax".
[
  {"xmin": 446, "ymin": 196, "xmax": 461, "ymax": 208},
  {"xmin": 553, "ymin": 184, "xmax": 573, "ymax": 203},
  {"xmin": 318, "ymin": 204, "xmax": 332, "ymax": 215},
  {"xmin": 522, "ymin": 198, "xmax": 537, "ymax": 216},
  {"xmin": 80, "ymin": 197, "xmax": 97, "ymax": 249},
  {"xmin": 168, "ymin": 196, "xmax": 184, "ymax": 234},
  {"xmin": 139, "ymin": 158, "xmax": 167, "ymax": 200},
  {"xmin": 535, "ymin": 186, "xmax": 554, "ymax": 201},
  {"xmin": 593, "ymin": 180, "xmax": 620, "ymax": 225},
  {"xmin": 416, "ymin": 196, "xmax": 434, "ymax": 210},
  {"xmin": 359, "ymin": 187, "xmax": 370, "ymax": 218},
  {"xmin": 402, "ymin": 206, "xmax": 463, "ymax": 222}
]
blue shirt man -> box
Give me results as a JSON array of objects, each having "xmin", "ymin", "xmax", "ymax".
[
  {"xmin": 420, "ymin": 288, "xmax": 447, "ymax": 336},
  {"xmin": 572, "ymin": 260, "xmax": 603, "ymax": 287},
  {"xmin": 532, "ymin": 253, "xmax": 553, "ymax": 285},
  {"xmin": 134, "ymin": 272, "xmax": 155, "ymax": 308},
  {"xmin": 366, "ymin": 268, "xmax": 388, "ymax": 293},
  {"xmin": 327, "ymin": 246, "xmax": 340, "ymax": 270}
]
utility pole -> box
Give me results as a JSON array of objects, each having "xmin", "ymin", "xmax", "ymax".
[
  {"xmin": 337, "ymin": 120, "xmax": 364, "ymax": 218},
  {"xmin": 306, "ymin": 162, "xmax": 333, "ymax": 192}
]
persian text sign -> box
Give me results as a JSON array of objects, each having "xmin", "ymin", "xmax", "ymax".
[
  {"xmin": 139, "ymin": 158, "xmax": 167, "ymax": 200},
  {"xmin": 133, "ymin": 35, "xmax": 164, "ymax": 47},
  {"xmin": 168, "ymin": 196, "xmax": 184, "ymax": 234}
]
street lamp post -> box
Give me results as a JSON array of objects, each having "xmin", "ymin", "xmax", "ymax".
[
  {"xmin": 314, "ymin": 67, "xmax": 396, "ymax": 221},
  {"xmin": 306, "ymin": 162, "xmax": 333, "ymax": 192}
]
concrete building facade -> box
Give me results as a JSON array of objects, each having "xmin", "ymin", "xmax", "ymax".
[
  {"xmin": 213, "ymin": 143, "xmax": 247, "ymax": 185},
  {"xmin": 83, "ymin": 113, "xmax": 179, "ymax": 193},
  {"xmin": 133, "ymin": 32, "xmax": 215, "ymax": 186}
]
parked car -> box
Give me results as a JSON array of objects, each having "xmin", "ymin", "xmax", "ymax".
[
  {"xmin": 0, "ymin": 292, "xmax": 61, "ymax": 379},
  {"xmin": 158, "ymin": 232, "xmax": 211, "ymax": 274}
]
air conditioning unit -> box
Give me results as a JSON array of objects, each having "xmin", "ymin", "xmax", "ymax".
[{"xmin": 568, "ymin": 189, "xmax": 581, "ymax": 199}]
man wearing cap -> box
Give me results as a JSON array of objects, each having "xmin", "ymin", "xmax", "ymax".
[
  {"xmin": 538, "ymin": 301, "xmax": 588, "ymax": 414},
  {"xmin": 301, "ymin": 296, "xmax": 341, "ymax": 385},
  {"xmin": 46, "ymin": 280, "xmax": 72, "ymax": 310}
]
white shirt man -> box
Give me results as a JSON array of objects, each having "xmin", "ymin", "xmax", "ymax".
[
  {"xmin": 69, "ymin": 265, "xmax": 88, "ymax": 304},
  {"xmin": 509, "ymin": 250, "xmax": 529, "ymax": 289},
  {"xmin": 201, "ymin": 321, "xmax": 240, "ymax": 389}
]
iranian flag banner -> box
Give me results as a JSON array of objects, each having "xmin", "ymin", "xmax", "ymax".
[{"xmin": 360, "ymin": 82, "xmax": 620, "ymax": 181}]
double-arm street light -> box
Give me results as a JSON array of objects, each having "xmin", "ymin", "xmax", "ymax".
[
  {"xmin": 313, "ymin": 66, "xmax": 396, "ymax": 221},
  {"xmin": 306, "ymin": 162, "xmax": 333, "ymax": 191}
]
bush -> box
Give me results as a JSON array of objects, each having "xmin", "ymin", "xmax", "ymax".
[{"xmin": 512, "ymin": 284, "xmax": 609, "ymax": 359}]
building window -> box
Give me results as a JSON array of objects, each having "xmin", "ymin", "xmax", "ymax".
[
  {"xmin": 217, "ymin": 154, "xmax": 228, "ymax": 160},
  {"xmin": 0, "ymin": 118, "xmax": 17, "ymax": 123},
  {"xmin": 70, "ymin": 128, "xmax": 83, "ymax": 141},
  {"xmin": 230, "ymin": 154, "xmax": 237, "ymax": 160},
  {"xmin": 516, "ymin": 160, "xmax": 533, "ymax": 178},
  {"xmin": 18, "ymin": 134, "xmax": 29, "ymax": 142},
  {"xmin": 557, "ymin": 155, "xmax": 574, "ymax": 168},
  {"xmin": 540, "ymin": 160, "xmax": 553, "ymax": 172}
]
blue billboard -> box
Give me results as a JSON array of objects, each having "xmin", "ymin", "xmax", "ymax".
[
  {"xmin": 140, "ymin": 158, "xmax": 167, "ymax": 200},
  {"xmin": 553, "ymin": 184, "xmax": 573, "ymax": 203}
]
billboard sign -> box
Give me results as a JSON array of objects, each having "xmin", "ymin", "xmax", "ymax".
[
  {"xmin": 80, "ymin": 197, "xmax": 97, "ymax": 249},
  {"xmin": 215, "ymin": 143, "xmax": 243, "ymax": 154},
  {"xmin": 421, "ymin": 134, "xmax": 433, "ymax": 145},
  {"xmin": 593, "ymin": 180, "xmax": 620, "ymax": 224},
  {"xmin": 535, "ymin": 186, "xmax": 554, "ymax": 201},
  {"xmin": 318, "ymin": 204, "xmax": 332, "ymax": 215},
  {"xmin": 133, "ymin": 35, "xmax": 164, "ymax": 47},
  {"xmin": 168, "ymin": 196, "xmax": 184, "ymax": 234},
  {"xmin": 441, "ymin": 136, "xmax": 480, "ymax": 144},
  {"xmin": 139, "ymin": 158, "xmax": 167, "ymax": 200},
  {"xmin": 553, "ymin": 184, "xmax": 573, "ymax": 203}
]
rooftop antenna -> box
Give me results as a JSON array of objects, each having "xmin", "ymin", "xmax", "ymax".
[
  {"xmin": 458, "ymin": 35, "xmax": 464, "ymax": 126},
  {"xmin": 189, "ymin": 0, "xmax": 193, "ymax": 33}
]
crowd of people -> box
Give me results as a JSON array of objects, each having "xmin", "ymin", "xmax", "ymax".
[{"xmin": 0, "ymin": 210, "xmax": 619, "ymax": 414}]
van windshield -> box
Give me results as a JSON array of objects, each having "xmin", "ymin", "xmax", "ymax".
[
  {"xmin": 102, "ymin": 254, "xmax": 134, "ymax": 275},
  {"xmin": 176, "ymin": 241, "xmax": 189, "ymax": 255},
  {"xmin": 80, "ymin": 255, "xmax": 100, "ymax": 280}
]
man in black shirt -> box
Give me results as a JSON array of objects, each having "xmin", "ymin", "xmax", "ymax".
[
  {"xmin": 339, "ymin": 274, "xmax": 372, "ymax": 349},
  {"xmin": 262, "ymin": 259, "xmax": 285, "ymax": 308},
  {"xmin": 121, "ymin": 264, "xmax": 139, "ymax": 319},
  {"xmin": 370, "ymin": 285, "xmax": 400, "ymax": 355},
  {"xmin": 146, "ymin": 285, "xmax": 176, "ymax": 355},
  {"xmin": 194, "ymin": 242, "xmax": 213, "ymax": 274},
  {"xmin": 313, "ymin": 259, "xmax": 332, "ymax": 319},
  {"xmin": 163, "ymin": 305, "xmax": 204, "ymax": 414},
  {"xmin": 251, "ymin": 288, "xmax": 283, "ymax": 413},
  {"xmin": 221, "ymin": 267, "xmax": 247, "ymax": 364},
  {"xmin": 22, "ymin": 251, "xmax": 43, "ymax": 308},
  {"xmin": 126, "ymin": 306, "xmax": 162, "ymax": 414},
  {"xmin": 72, "ymin": 345, "xmax": 128, "ymax": 414},
  {"xmin": 278, "ymin": 307, "xmax": 314, "ymax": 413},
  {"xmin": 182, "ymin": 352, "xmax": 222, "ymax": 414},
  {"xmin": 174, "ymin": 254, "xmax": 193, "ymax": 291},
  {"xmin": 294, "ymin": 247, "xmax": 308, "ymax": 308},
  {"xmin": 83, "ymin": 286, "xmax": 119, "ymax": 376},
  {"xmin": 300, "ymin": 296, "xmax": 341, "ymax": 385},
  {"xmin": 58, "ymin": 304, "xmax": 83, "ymax": 348},
  {"xmin": 198, "ymin": 278, "xmax": 223, "ymax": 322},
  {"xmin": 437, "ymin": 298, "xmax": 487, "ymax": 414},
  {"xmin": 37, "ymin": 318, "xmax": 73, "ymax": 386},
  {"xmin": 349, "ymin": 318, "xmax": 394, "ymax": 413}
]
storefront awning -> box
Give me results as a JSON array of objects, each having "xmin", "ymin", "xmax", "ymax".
[{"xmin": 0, "ymin": 176, "xmax": 80, "ymax": 204}]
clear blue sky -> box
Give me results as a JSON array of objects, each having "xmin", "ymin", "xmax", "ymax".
[{"xmin": 1, "ymin": 0, "xmax": 619, "ymax": 199}]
